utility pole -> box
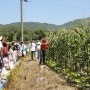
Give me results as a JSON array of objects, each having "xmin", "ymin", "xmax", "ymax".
[{"xmin": 20, "ymin": 0, "xmax": 23, "ymax": 42}]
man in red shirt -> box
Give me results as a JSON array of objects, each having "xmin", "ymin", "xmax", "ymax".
[{"xmin": 39, "ymin": 38, "xmax": 49, "ymax": 65}]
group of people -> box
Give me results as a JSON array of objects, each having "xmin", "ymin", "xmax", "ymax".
[
  {"xmin": 30, "ymin": 37, "xmax": 49, "ymax": 65},
  {"xmin": 0, "ymin": 36, "xmax": 29, "ymax": 77},
  {"xmin": 0, "ymin": 36, "xmax": 49, "ymax": 78}
]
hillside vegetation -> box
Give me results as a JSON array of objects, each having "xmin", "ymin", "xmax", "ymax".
[
  {"xmin": 0, "ymin": 17, "xmax": 90, "ymax": 30},
  {"xmin": 0, "ymin": 17, "xmax": 90, "ymax": 41}
]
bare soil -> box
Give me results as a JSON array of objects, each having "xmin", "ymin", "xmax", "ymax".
[{"xmin": 4, "ymin": 56, "xmax": 77, "ymax": 90}]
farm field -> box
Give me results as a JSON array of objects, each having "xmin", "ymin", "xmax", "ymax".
[{"xmin": 3, "ymin": 55, "xmax": 77, "ymax": 90}]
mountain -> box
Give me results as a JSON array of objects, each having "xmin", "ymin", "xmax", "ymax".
[
  {"xmin": 0, "ymin": 17, "xmax": 90, "ymax": 31},
  {"xmin": 59, "ymin": 17, "xmax": 90, "ymax": 29},
  {"xmin": 1, "ymin": 22, "xmax": 60, "ymax": 31}
]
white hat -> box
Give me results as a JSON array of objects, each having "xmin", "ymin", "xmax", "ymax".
[{"xmin": 0, "ymin": 36, "xmax": 2, "ymax": 40}]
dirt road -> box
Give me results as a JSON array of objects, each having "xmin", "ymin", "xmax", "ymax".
[{"xmin": 4, "ymin": 56, "xmax": 77, "ymax": 90}]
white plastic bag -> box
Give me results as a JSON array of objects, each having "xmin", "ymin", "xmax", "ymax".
[{"xmin": 1, "ymin": 67, "xmax": 9, "ymax": 77}]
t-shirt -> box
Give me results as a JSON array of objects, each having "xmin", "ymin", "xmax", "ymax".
[
  {"xmin": 41, "ymin": 43, "xmax": 49, "ymax": 51},
  {"xmin": 36, "ymin": 42, "xmax": 41, "ymax": 50},
  {"xmin": 8, "ymin": 48, "xmax": 13, "ymax": 60},
  {"xmin": 3, "ymin": 57, "xmax": 9, "ymax": 67},
  {"xmin": 30, "ymin": 42, "xmax": 36, "ymax": 51}
]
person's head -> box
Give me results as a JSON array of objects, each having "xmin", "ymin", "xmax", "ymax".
[
  {"xmin": 30, "ymin": 40, "xmax": 33, "ymax": 43},
  {"xmin": 8, "ymin": 44, "xmax": 12, "ymax": 50},
  {"xmin": 20, "ymin": 41, "xmax": 23, "ymax": 45},
  {"xmin": 42, "ymin": 38, "xmax": 46, "ymax": 43}
]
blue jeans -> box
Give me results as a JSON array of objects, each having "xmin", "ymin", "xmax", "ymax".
[
  {"xmin": 37, "ymin": 50, "xmax": 41, "ymax": 60},
  {"xmin": 39, "ymin": 50, "xmax": 46, "ymax": 65}
]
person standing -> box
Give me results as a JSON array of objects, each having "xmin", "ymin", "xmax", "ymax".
[
  {"xmin": 8, "ymin": 44, "xmax": 14, "ymax": 70},
  {"xmin": 19, "ymin": 42, "xmax": 24, "ymax": 57},
  {"xmin": 36, "ymin": 40, "xmax": 41, "ymax": 60},
  {"xmin": 39, "ymin": 38, "xmax": 49, "ymax": 65},
  {"xmin": 30, "ymin": 40, "xmax": 36, "ymax": 60},
  {"xmin": 2, "ymin": 39, "xmax": 8, "ymax": 57}
]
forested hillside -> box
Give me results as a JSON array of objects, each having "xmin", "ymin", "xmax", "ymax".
[
  {"xmin": 0, "ymin": 17, "xmax": 90, "ymax": 31},
  {"xmin": 59, "ymin": 17, "xmax": 90, "ymax": 29},
  {"xmin": 0, "ymin": 22, "xmax": 59, "ymax": 31},
  {"xmin": 0, "ymin": 17, "xmax": 90, "ymax": 41}
]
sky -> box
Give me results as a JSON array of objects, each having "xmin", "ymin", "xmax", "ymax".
[{"xmin": 0, "ymin": 0, "xmax": 90, "ymax": 25}]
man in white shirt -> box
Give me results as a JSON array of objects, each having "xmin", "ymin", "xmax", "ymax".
[
  {"xmin": 30, "ymin": 41, "xmax": 36, "ymax": 60},
  {"xmin": 36, "ymin": 41, "xmax": 41, "ymax": 60}
]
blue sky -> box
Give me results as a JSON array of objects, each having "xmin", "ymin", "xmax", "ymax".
[{"xmin": 0, "ymin": 0, "xmax": 90, "ymax": 25}]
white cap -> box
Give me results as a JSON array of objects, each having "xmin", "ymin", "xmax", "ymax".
[{"xmin": 0, "ymin": 36, "xmax": 2, "ymax": 40}]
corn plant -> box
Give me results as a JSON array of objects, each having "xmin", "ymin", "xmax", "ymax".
[{"xmin": 46, "ymin": 24, "xmax": 90, "ymax": 89}]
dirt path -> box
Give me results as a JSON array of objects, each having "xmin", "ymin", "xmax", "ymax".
[{"xmin": 5, "ymin": 56, "xmax": 77, "ymax": 90}]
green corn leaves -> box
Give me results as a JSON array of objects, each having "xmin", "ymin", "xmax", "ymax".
[{"xmin": 46, "ymin": 24, "xmax": 90, "ymax": 89}]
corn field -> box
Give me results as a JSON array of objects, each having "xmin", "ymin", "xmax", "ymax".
[{"xmin": 46, "ymin": 24, "xmax": 90, "ymax": 90}]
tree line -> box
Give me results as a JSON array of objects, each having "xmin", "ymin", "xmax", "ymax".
[{"xmin": 0, "ymin": 25, "xmax": 46, "ymax": 41}]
